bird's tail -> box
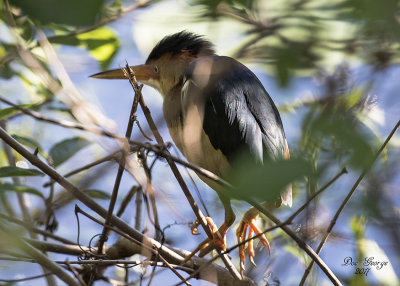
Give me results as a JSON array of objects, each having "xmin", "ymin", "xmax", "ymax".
[
  {"xmin": 281, "ymin": 184, "xmax": 292, "ymax": 207},
  {"xmin": 281, "ymin": 139, "xmax": 292, "ymax": 207}
]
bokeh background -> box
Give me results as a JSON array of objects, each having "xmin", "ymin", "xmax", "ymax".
[{"xmin": 0, "ymin": 0, "xmax": 399, "ymax": 285}]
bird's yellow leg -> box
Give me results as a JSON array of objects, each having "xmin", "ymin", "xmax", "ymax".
[
  {"xmin": 236, "ymin": 207, "xmax": 271, "ymax": 278},
  {"xmin": 183, "ymin": 217, "xmax": 223, "ymax": 263},
  {"xmin": 186, "ymin": 195, "xmax": 236, "ymax": 260}
]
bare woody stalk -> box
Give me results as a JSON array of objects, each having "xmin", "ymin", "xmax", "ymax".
[
  {"xmin": 299, "ymin": 119, "xmax": 400, "ymax": 285},
  {"xmin": 97, "ymin": 67, "xmax": 142, "ymax": 254},
  {"xmin": 0, "ymin": 127, "xmax": 183, "ymax": 262},
  {"xmin": 0, "ymin": 127, "xmax": 254, "ymax": 285},
  {"xmin": 175, "ymin": 167, "xmax": 348, "ymax": 286},
  {"xmin": 123, "ymin": 65, "xmax": 243, "ymax": 280},
  {"xmin": 0, "ymin": 120, "xmax": 57, "ymax": 286},
  {"xmin": 0, "ymin": 95, "xmax": 230, "ymax": 188}
]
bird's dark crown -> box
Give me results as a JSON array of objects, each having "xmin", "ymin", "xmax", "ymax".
[{"xmin": 146, "ymin": 31, "xmax": 215, "ymax": 63}]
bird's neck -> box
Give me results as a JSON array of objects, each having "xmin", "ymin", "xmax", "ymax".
[{"xmin": 162, "ymin": 85, "xmax": 184, "ymax": 150}]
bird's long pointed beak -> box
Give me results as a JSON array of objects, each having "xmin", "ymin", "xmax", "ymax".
[{"xmin": 89, "ymin": 64, "xmax": 158, "ymax": 82}]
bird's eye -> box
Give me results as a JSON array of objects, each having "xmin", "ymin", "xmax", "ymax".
[{"xmin": 154, "ymin": 65, "xmax": 159, "ymax": 73}]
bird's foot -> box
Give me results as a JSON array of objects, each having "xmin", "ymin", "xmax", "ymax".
[
  {"xmin": 183, "ymin": 217, "xmax": 227, "ymax": 263},
  {"xmin": 236, "ymin": 208, "xmax": 270, "ymax": 278}
]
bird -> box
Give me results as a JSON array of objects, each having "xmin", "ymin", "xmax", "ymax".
[{"xmin": 91, "ymin": 31, "xmax": 291, "ymax": 277}]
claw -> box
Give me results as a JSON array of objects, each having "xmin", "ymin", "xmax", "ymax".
[
  {"xmin": 236, "ymin": 210, "xmax": 271, "ymax": 277},
  {"xmin": 189, "ymin": 217, "xmax": 228, "ymax": 260},
  {"xmin": 191, "ymin": 219, "xmax": 200, "ymax": 235},
  {"xmin": 247, "ymin": 226, "xmax": 256, "ymax": 267}
]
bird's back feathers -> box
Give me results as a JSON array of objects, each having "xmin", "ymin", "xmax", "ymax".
[{"xmin": 181, "ymin": 55, "xmax": 291, "ymax": 205}]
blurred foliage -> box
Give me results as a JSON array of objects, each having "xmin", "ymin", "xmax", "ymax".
[
  {"xmin": 49, "ymin": 27, "xmax": 120, "ymax": 70},
  {"xmin": 0, "ymin": 166, "xmax": 44, "ymax": 177},
  {"xmin": 230, "ymin": 157, "xmax": 313, "ymax": 203},
  {"xmin": 49, "ymin": 137, "xmax": 91, "ymax": 167},
  {"xmin": 349, "ymin": 216, "xmax": 399, "ymax": 286},
  {"xmin": 84, "ymin": 189, "xmax": 112, "ymax": 200},
  {"xmin": 11, "ymin": 134, "xmax": 46, "ymax": 157},
  {"xmin": 300, "ymin": 65, "xmax": 378, "ymax": 174},
  {"xmin": 9, "ymin": 0, "xmax": 105, "ymax": 26},
  {"xmin": 0, "ymin": 182, "xmax": 44, "ymax": 198},
  {"xmin": 194, "ymin": 0, "xmax": 400, "ymax": 85}
]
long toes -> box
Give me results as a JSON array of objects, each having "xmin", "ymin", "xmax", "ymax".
[
  {"xmin": 198, "ymin": 240, "xmax": 214, "ymax": 257},
  {"xmin": 247, "ymin": 227, "xmax": 256, "ymax": 267},
  {"xmin": 183, "ymin": 238, "xmax": 210, "ymax": 263},
  {"xmin": 248, "ymin": 218, "xmax": 271, "ymax": 255},
  {"xmin": 236, "ymin": 222, "xmax": 248, "ymax": 278}
]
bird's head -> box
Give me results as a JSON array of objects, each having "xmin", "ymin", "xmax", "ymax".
[{"xmin": 90, "ymin": 31, "xmax": 215, "ymax": 96}]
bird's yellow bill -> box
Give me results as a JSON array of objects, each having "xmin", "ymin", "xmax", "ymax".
[{"xmin": 90, "ymin": 64, "xmax": 158, "ymax": 81}]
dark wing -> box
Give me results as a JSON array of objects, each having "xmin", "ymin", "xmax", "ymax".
[{"xmin": 184, "ymin": 56, "xmax": 291, "ymax": 206}]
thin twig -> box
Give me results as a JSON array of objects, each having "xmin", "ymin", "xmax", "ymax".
[
  {"xmin": 139, "ymin": 150, "xmax": 161, "ymax": 241},
  {"xmin": 0, "ymin": 212, "xmax": 76, "ymax": 245},
  {"xmin": 124, "ymin": 65, "xmax": 242, "ymax": 280},
  {"xmin": 46, "ymin": 2, "xmax": 152, "ymax": 42},
  {"xmin": 97, "ymin": 62, "xmax": 146, "ymax": 254},
  {"xmin": 0, "ymin": 227, "xmax": 80, "ymax": 286},
  {"xmin": 56, "ymin": 260, "xmax": 194, "ymax": 272},
  {"xmin": 299, "ymin": 119, "xmax": 400, "ymax": 285},
  {"xmin": 242, "ymin": 199, "xmax": 343, "ymax": 286},
  {"xmin": 66, "ymin": 261, "xmax": 88, "ymax": 286},
  {"xmin": 43, "ymin": 150, "xmax": 122, "ymax": 187},
  {"xmin": 0, "ymin": 96, "xmax": 120, "ymax": 140},
  {"xmin": 75, "ymin": 205, "xmax": 191, "ymax": 286},
  {"xmin": 176, "ymin": 167, "xmax": 348, "ymax": 285},
  {"xmin": 0, "ymin": 272, "xmax": 54, "ymax": 283},
  {"xmin": 1, "ymin": 1, "xmax": 151, "ymax": 66},
  {"xmin": 0, "ymin": 96, "xmax": 231, "ymax": 189},
  {"xmin": 0, "ymin": 118, "xmax": 56, "ymax": 286},
  {"xmin": 116, "ymin": 185, "xmax": 141, "ymax": 218},
  {"xmin": 286, "ymin": 167, "xmax": 348, "ymax": 223},
  {"xmin": 98, "ymin": 64, "xmax": 146, "ymax": 255},
  {"xmin": 135, "ymin": 186, "xmax": 143, "ymax": 230},
  {"xmin": 0, "ymin": 117, "xmax": 256, "ymax": 285},
  {"xmin": 25, "ymin": 239, "xmax": 95, "ymax": 256},
  {"xmin": 129, "ymin": 142, "xmax": 231, "ymax": 188},
  {"xmin": 0, "ymin": 126, "xmax": 185, "ymax": 264}
]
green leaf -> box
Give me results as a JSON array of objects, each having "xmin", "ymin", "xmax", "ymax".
[
  {"xmin": 0, "ymin": 166, "xmax": 44, "ymax": 177},
  {"xmin": 49, "ymin": 137, "xmax": 92, "ymax": 167},
  {"xmin": 229, "ymin": 157, "xmax": 313, "ymax": 203},
  {"xmin": 9, "ymin": 0, "xmax": 106, "ymax": 26},
  {"xmin": 49, "ymin": 27, "xmax": 120, "ymax": 70},
  {"xmin": 0, "ymin": 103, "xmax": 37, "ymax": 119},
  {"xmin": 84, "ymin": 189, "xmax": 111, "ymax": 200},
  {"xmin": 77, "ymin": 27, "xmax": 120, "ymax": 70},
  {"xmin": 0, "ymin": 183, "xmax": 44, "ymax": 198},
  {"xmin": 304, "ymin": 110, "xmax": 375, "ymax": 169},
  {"xmin": 11, "ymin": 134, "xmax": 44, "ymax": 155},
  {"xmin": 0, "ymin": 107, "xmax": 19, "ymax": 119}
]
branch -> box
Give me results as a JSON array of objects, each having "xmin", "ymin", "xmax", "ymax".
[
  {"xmin": 124, "ymin": 65, "xmax": 242, "ymax": 280},
  {"xmin": 175, "ymin": 167, "xmax": 348, "ymax": 285},
  {"xmin": 97, "ymin": 67, "xmax": 142, "ymax": 254},
  {"xmin": 0, "ymin": 96, "xmax": 120, "ymax": 140},
  {"xmin": 244, "ymin": 199, "xmax": 343, "ymax": 286},
  {"xmin": 0, "ymin": 212, "xmax": 75, "ymax": 245},
  {"xmin": 0, "ymin": 96, "xmax": 231, "ymax": 189},
  {"xmin": 24, "ymin": 239, "xmax": 94, "ymax": 256},
  {"xmin": 299, "ymin": 119, "xmax": 400, "ymax": 285},
  {"xmin": 0, "ymin": 127, "xmax": 252, "ymax": 285},
  {"xmin": 43, "ymin": 150, "xmax": 122, "ymax": 188},
  {"xmin": 0, "ymin": 227, "xmax": 80, "ymax": 286}
]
